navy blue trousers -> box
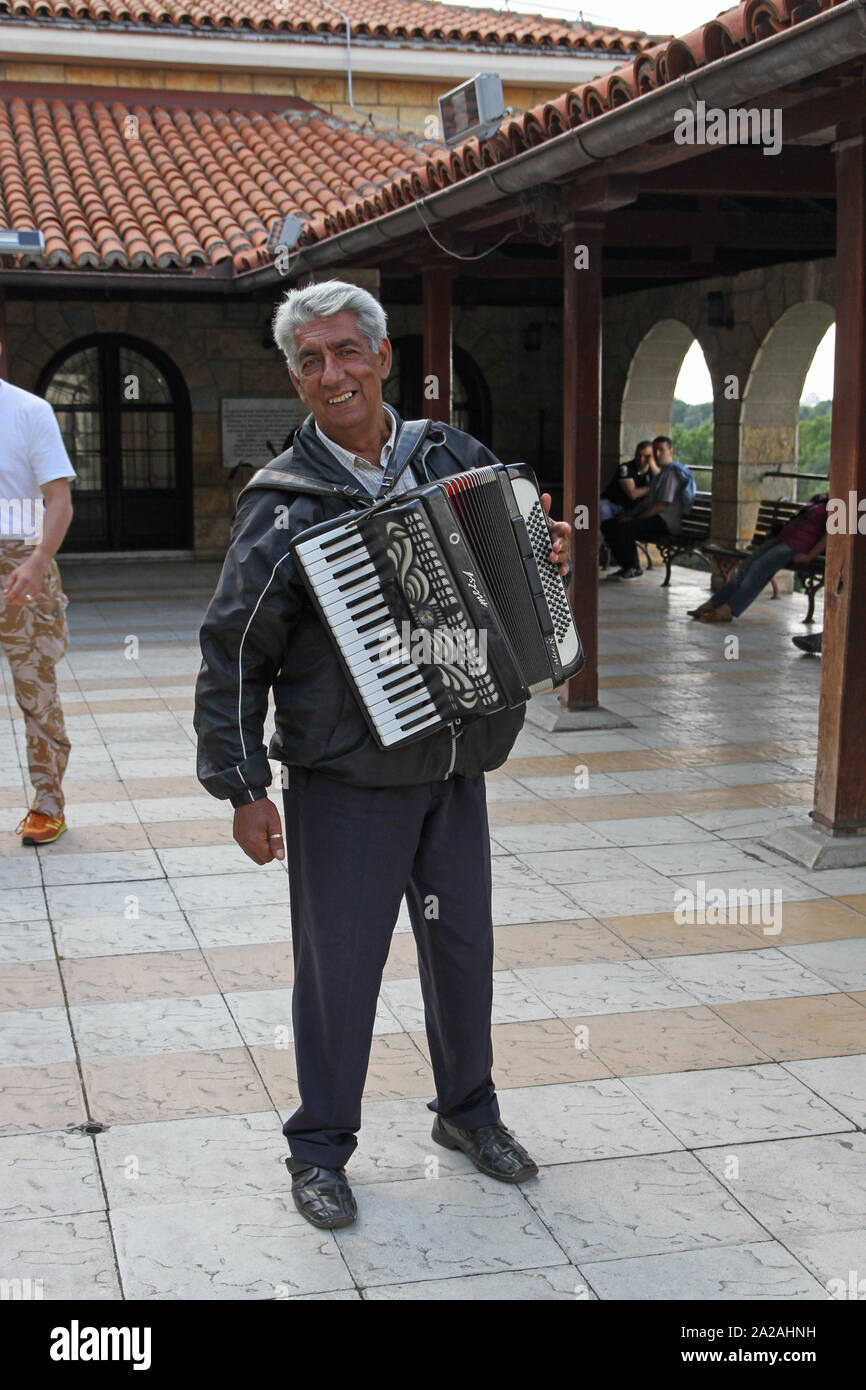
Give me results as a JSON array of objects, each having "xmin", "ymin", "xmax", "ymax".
[{"xmin": 281, "ymin": 768, "xmax": 500, "ymax": 1170}]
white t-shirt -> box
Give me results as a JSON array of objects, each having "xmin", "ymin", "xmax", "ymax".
[{"xmin": 0, "ymin": 380, "xmax": 75, "ymax": 540}]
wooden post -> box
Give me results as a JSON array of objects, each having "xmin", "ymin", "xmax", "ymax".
[
  {"xmin": 812, "ymin": 125, "xmax": 866, "ymax": 835},
  {"xmin": 422, "ymin": 267, "xmax": 452, "ymax": 424},
  {"xmin": 560, "ymin": 217, "xmax": 603, "ymax": 709}
]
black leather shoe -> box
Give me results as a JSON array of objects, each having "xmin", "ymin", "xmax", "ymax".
[
  {"xmin": 432, "ymin": 1115, "xmax": 539, "ymax": 1183},
  {"xmin": 285, "ymin": 1160, "xmax": 357, "ymax": 1229},
  {"xmin": 792, "ymin": 631, "xmax": 822, "ymax": 654}
]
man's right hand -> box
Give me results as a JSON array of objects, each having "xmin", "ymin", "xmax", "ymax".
[{"xmin": 233, "ymin": 797, "xmax": 286, "ymax": 864}]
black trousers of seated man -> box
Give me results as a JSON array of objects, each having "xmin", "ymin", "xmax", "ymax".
[
  {"xmin": 602, "ymin": 513, "xmax": 671, "ymax": 571},
  {"xmin": 281, "ymin": 766, "xmax": 499, "ymax": 1171}
]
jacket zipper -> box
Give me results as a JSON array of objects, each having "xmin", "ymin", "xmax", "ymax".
[{"xmin": 445, "ymin": 718, "xmax": 461, "ymax": 778}]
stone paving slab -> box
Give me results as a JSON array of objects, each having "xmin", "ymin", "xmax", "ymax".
[{"xmin": 1, "ymin": 567, "xmax": 863, "ymax": 1300}]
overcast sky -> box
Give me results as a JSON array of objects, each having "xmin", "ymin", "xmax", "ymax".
[{"xmin": 676, "ymin": 331, "xmax": 834, "ymax": 404}]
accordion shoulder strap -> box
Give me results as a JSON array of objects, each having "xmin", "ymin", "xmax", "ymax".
[
  {"xmin": 241, "ymin": 454, "xmax": 343, "ymax": 499},
  {"xmin": 378, "ymin": 417, "xmax": 432, "ymax": 496},
  {"xmin": 241, "ymin": 416, "xmax": 434, "ymax": 501}
]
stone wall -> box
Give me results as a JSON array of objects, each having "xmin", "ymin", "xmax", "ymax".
[
  {"xmin": 4, "ymin": 294, "xmax": 295, "ymax": 557},
  {"xmin": 0, "ymin": 60, "xmax": 565, "ymax": 134},
  {"xmin": 387, "ymin": 299, "xmax": 564, "ymax": 488}
]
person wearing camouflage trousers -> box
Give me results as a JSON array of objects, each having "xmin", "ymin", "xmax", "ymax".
[{"xmin": 0, "ymin": 366, "xmax": 75, "ymax": 844}]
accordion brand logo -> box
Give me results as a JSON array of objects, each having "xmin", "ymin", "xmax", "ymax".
[{"xmin": 461, "ymin": 570, "xmax": 488, "ymax": 608}]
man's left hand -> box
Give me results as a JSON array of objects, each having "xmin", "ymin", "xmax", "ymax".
[
  {"xmin": 541, "ymin": 493, "xmax": 571, "ymax": 577},
  {"xmin": 3, "ymin": 553, "xmax": 48, "ymax": 606}
]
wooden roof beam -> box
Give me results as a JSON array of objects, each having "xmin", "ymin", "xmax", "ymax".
[
  {"xmin": 641, "ymin": 146, "xmax": 834, "ymax": 198},
  {"xmin": 603, "ymin": 209, "xmax": 833, "ymax": 249}
]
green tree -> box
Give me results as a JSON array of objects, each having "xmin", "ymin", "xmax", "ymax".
[
  {"xmin": 673, "ymin": 418, "xmax": 713, "ymax": 468},
  {"xmin": 797, "ymin": 415, "xmax": 831, "ymax": 475},
  {"xmin": 799, "ymin": 399, "xmax": 831, "ymax": 422}
]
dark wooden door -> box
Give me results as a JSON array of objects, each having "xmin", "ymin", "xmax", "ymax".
[{"xmin": 40, "ymin": 335, "xmax": 191, "ymax": 552}]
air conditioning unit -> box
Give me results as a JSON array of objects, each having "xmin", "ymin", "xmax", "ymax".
[{"xmin": 438, "ymin": 73, "xmax": 506, "ymax": 147}]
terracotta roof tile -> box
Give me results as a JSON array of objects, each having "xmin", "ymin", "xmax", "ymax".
[
  {"xmin": 0, "ymin": 93, "xmax": 437, "ymax": 270},
  {"xmin": 0, "ymin": 0, "xmax": 652, "ymax": 52},
  {"xmin": 0, "ymin": 0, "xmax": 846, "ymax": 277},
  {"xmin": 290, "ymin": 0, "xmax": 848, "ymax": 251}
]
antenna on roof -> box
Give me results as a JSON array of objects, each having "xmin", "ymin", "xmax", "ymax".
[{"xmin": 311, "ymin": 0, "xmax": 357, "ymax": 113}]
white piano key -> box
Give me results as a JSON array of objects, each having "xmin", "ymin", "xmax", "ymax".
[
  {"xmin": 302, "ymin": 540, "xmax": 363, "ymax": 570},
  {"xmin": 331, "ymin": 611, "xmax": 391, "ymax": 644},
  {"xmin": 313, "ymin": 564, "xmax": 377, "ymax": 594}
]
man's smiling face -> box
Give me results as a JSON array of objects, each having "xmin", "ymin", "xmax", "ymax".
[{"xmin": 288, "ymin": 310, "xmax": 392, "ymax": 441}]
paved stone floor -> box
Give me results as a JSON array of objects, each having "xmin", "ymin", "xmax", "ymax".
[{"xmin": 1, "ymin": 563, "xmax": 864, "ymax": 1301}]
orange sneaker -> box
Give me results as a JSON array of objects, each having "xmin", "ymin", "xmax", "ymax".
[{"xmin": 16, "ymin": 811, "xmax": 67, "ymax": 845}]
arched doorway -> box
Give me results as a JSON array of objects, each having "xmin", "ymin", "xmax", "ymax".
[
  {"xmin": 38, "ymin": 335, "xmax": 192, "ymax": 552},
  {"xmin": 383, "ymin": 336, "xmax": 492, "ymax": 444},
  {"xmin": 620, "ymin": 319, "xmax": 696, "ymax": 459},
  {"xmin": 740, "ymin": 302, "xmax": 834, "ymax": 506}
]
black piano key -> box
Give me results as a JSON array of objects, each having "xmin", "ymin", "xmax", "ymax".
[{"xmin": 400, "ymin": 706, "xmax": 440, "ymax": 729}]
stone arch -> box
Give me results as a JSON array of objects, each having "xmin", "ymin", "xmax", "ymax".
[
  {"xmin": 739, "ymin": 301, "xmax": 834, "ymax": 511},
  {"xmin": 619, "ymin": 318, "xmax": 700, "ymax": 459}
]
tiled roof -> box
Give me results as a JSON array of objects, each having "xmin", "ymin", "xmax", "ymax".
[
  {"xmin": 0, "ymin": 0, "xmax": 843, "ymax": 277},
  {"xmin": 0, "ymin": 95, "xmax": 438, "ymax": 270},
  {"xmin": 295, "ymin": 0, "xmax": 847, "ymax": 248},
  {"xmin": 0, "ymin": 0, "xmax": 651, "ymax": 53}
]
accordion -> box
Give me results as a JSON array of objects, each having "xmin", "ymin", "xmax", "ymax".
[{"xmin": 290, "ymin": 462, "xmax": 584, "ymax": 749}]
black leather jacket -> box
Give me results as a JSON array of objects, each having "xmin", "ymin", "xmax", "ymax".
[{"xmin": 194, "ymin": 409, "xmax": 535, "ymax": 806}]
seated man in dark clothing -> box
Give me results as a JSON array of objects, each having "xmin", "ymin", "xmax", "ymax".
[
  {"xmin": 599, "ymin": 441, "xmax": 656, "ymax": 524},
  {"xmin": 602, "ymin": 436, "xmax": 694, "ymax": 579}
]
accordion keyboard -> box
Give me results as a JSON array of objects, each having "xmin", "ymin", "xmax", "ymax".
[{"xmin": 294, "ymin": 519, "xmax": 442, "ymax": 747}]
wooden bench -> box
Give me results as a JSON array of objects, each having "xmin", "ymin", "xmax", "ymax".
[
  {"xmin": 700, "ymin": 498, "xmax": 826, "ymax": 623},
  {"xmin": 651, "ymin": 492, "xmax": 713, "ymax": 586}
]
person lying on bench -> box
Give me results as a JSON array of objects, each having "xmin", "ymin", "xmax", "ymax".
[{"xmin": 690, "ymin": 494, "xmax": 828, "ymax": 624}]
